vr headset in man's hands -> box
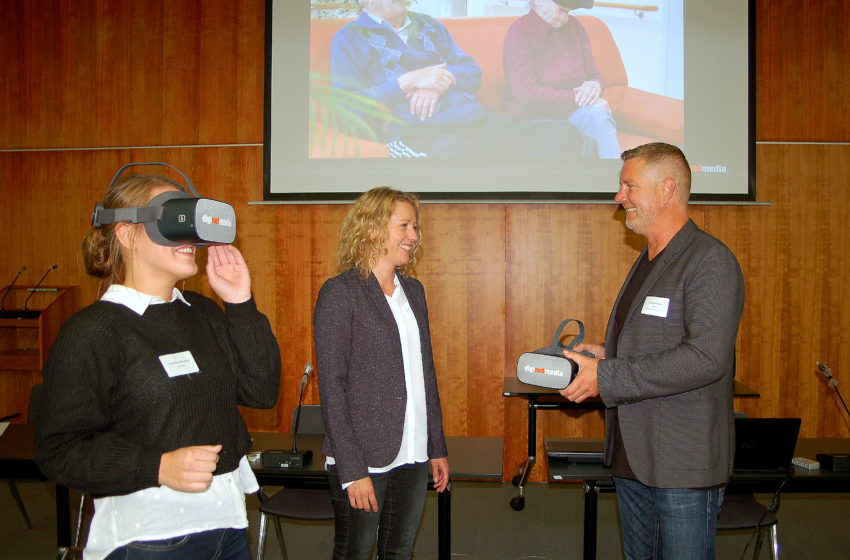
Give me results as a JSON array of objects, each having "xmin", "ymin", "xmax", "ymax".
[
  {"xmin": 92, "ymin": 162, "xmax": 236, "ymax": 247},
  {"xmin": 516, "ymin": 319, "xmax": 595, "ymax": 390}
]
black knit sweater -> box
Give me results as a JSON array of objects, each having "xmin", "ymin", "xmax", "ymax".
[{"xmin": 35, "ymin": 292, "xmax": 280, "ymax": 497}]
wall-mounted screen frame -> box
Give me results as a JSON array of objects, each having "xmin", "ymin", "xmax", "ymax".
[{"xmin": 263, "ymin": 0, "xmax": 755, "ymax": 203}]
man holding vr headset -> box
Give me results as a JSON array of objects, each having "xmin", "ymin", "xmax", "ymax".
[{"xmin": 35, "ymin": 163, "xmax": 281, "ymax": 560}]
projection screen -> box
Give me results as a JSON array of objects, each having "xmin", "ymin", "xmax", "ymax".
[{"xmin": 264, "ymin": 0, "xmax": 754, "ymax": 202}]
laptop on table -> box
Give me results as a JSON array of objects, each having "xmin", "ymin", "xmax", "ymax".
[{"xmin": 733, "ymin": 417, "xmax": 802, "ymax": 472}]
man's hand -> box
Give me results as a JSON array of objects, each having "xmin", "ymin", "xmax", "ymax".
[
  {"xmin": 573, "ymin": 80, "xmax": 602, "ymax": 107},
  {"xmin": 406, "ymin": 88, "xmax": 442, "ymax": 121},
  {"xmin": 347, "ymin": 476, "xmax": 379, "ymax": 512},
  {"xmin": 159, "ymin": 444, "xmax": 222, "ymax": 492},
  {"xmin": 430, "ymin": 457, "xmax": 450, "ymax": 492},
  {"xmin": 560, "ymin": 348, "xmax": 601, "ymax": 403},
  {"xmin": 573, "ymin": 342, "xmax": 605, "ymax": 360},
  {"xmin": 397, "ymin": 63, "xmax": 456, "ymax": 95}
]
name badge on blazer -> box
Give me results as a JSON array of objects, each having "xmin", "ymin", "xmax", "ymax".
[{"xmin": 641, "ymin": 296, "xmax": 670, "ymax": 318}]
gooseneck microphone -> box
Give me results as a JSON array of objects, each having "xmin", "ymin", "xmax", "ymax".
[
  {"xmin": 817, "ymin": 362, "xmax": 849, "ymax": 419},
  {"xmin": 290, "ymin": 361, "xmax": 315, "ymax": 455},
  {"xmin": 0, "ymin": 266, "xmax": 27, "ymax": 315},
  {"xmin": 21, "ymin": 265, "xmax": 58, "ymax": 316},
  {"xmin": 262, "ymin": 361, "xmax": 315, "ymax": 469}
]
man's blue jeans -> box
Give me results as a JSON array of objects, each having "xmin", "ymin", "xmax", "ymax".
[
  {"xmin": 568, "ymin": 104, "xmax": 621, "ymax": 158},
  {"xmin": 613, "ymin": 476, "xmax": 725, "ymax": 560},
  {"xmin": 103, "ymin": 528, "xmax": 249, "ymax": 559}
]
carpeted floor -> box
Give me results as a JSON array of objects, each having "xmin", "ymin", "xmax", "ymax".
[{"xmin": 2, "ymin": 479, "xmax": 848, "ymax": 559}]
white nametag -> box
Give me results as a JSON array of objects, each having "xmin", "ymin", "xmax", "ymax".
[
  {"xmin": 159, "ymin": 351, "xmax": 200, "ymax": 378},
  {"xmin": 641, "ymin": 296, "xmax": 670, "ymax": 318}
]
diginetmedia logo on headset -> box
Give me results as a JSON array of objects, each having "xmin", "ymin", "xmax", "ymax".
[
  {"xmin": 523, "ymin": 364, "xmax": 564, "ymax": 378},
  {"xmin": 202, "ymin": 214, "xmax": 233, "ymax": 228}
]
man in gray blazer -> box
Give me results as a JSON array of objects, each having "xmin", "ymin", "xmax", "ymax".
[{"xmin": 561, "ymin": 142, "xmax": 744, "ymax": 559}]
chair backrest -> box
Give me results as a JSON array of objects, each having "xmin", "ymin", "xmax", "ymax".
[
  {"xmin": 27, "ymin": 383, "xmax": 42, "ymax": 424},
  {"xmin": 292, "ymin": 404, "xmax": 325, "ymax": 435}
]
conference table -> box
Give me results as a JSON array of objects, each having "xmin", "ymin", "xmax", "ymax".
[
  {"xmin": 502, "ymin": 376, "xmax": 760, "ymax": 511},
  {"xmin": 546, "ymin": 437, "xmax": 850, "ymax": 560},
  {"xmin": 0, "ymin": 423, "xmax": 503, "ymax": 560}
]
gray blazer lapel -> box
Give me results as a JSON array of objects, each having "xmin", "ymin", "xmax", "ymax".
[
  {"xmin": 607, "ymin": 220, "xmax": 698, "ymax": 350},
  {"xmin": 365, "ymin": 272, "xmax": 399, "ymax": 329},
  {"xmin": 605, "ymin": 249, "xmax": 645, "ymax": 351}
]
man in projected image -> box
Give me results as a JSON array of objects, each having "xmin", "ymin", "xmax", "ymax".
[
  {"xmin": 503, "ymin": 0, "xmax": 621, "ymax": 158},
  {"xmin": 560, "ymin": 143, "xmax": 744, "ymax": 559},
  {"xmin": 330, "ymin": 0, "xmax": 581, "ymax": 158}
]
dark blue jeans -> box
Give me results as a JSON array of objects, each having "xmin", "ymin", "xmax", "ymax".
[
  {"xmin": 328, "ymin": 462, "xmax": 429, "ymax": 560},
  {"xmin": 103, "ymin": 527, "xmax": 249, "ymax": 560},
  {"xmin": 614, "ymin": 476, "xmax": 725, "ymax": 560}
]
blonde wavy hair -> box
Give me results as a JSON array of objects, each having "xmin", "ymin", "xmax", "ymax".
[
  {"xmin": 82, "ymin": 174, "xmax": 183, "ymax": 287},
  {"xmin": 336, "ymin": 187, "xmax": 422, "ymax": 278}
]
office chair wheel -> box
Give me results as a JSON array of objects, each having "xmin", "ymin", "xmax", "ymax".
[
  {"xmin": 510, "ymin": 496, "xmax": 525, "ymax": 511},
  {"xmin": 512, "ymin": 474, "xmax": 522, "ymax": 487}
]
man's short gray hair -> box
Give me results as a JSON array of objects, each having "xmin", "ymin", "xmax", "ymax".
[{"xmin": 621, "ymin": 142, "xmax": 691, "ymax": 198}]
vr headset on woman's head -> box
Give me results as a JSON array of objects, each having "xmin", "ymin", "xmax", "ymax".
[{"xmin": 91, "ymin": 162, "xmax": 236, "ymax": 247}]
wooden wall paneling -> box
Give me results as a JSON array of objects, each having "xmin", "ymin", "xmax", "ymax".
[
  {"xmin": 0, "ymin": 1, "xmax": 24, "ymax": 147},
  {"xmin": 162, "ymin": 2, "xmax": 203, "ymax": 146},
  {"xmin": 125, "ymin": 3, "xmax": 168, "ymax": 147},
  {"xmin": 707, "ymin": 144, "xmax": 850, "ymax": 437},
  {"xmin": 94, "ymin": 0, "xmax": 133, "ymax": 146},
  {"xmin": 755, "ymin": 0, "xmax": 850, "ymax": 141},
  {"xmin": 0, "ymin": 0, "xmax": 266, "ymax": 149},
  {"xmin": 234, "ymin": 0, "xmax": 267, "ymax": 143},
  {"xmin": 0, "ymin": 150, "xmax": 113, "ymax": 301},
  {"xmin": 414, "ymin": 203, "xmax": 506, "ymax": 438},
  {"xmin": 265, "ymin": 204, "xmax": 318, "ymax": 432}
]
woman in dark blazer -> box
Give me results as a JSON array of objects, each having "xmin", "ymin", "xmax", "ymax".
[{"xmin": 314, "ymin": 187, "xmax": 449, "ymax": 560}]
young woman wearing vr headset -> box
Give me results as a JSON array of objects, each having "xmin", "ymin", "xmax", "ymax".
[{"xmin": 35, "ymin": 171, "xmax": 281, "ymax": 560}]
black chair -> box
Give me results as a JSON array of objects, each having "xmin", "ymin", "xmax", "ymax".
[
  {"xmin": 27, "ymin": 383, "xmax": 91, "ymax": 559},
  {"xmin": 3, "ymin": 415, "xmax": 33, "ymax": 529},
  {"xmin": 717, "ymin": 494, "xmax": 779, "ymax": 559},
  {"xmin": 2, "ymin": 384, "xmax": 43, "ymax": 529},
  {"xmin": 717, "ymin": 411, "xmax": 781, "ymax": 560},
  {"xmin": 256, "ymin": 404, "xmax": 334, "ymax": 560}
]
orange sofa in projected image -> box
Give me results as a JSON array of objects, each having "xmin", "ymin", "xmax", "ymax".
[{"xmin": 308, "ymin": 16, "xmax": 684, "ymax": 159}]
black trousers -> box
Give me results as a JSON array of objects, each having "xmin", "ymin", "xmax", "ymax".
[{"xmin": 327, "ymin": 462, "xmax": 429, "ymax": 560}]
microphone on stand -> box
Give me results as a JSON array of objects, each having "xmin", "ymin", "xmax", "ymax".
[
  {"xmin": 21, "ymin": 265, "xmax": 58, "ymax": 318},
  {"xmin": 262, "ymin": 361, "xmax": 315, "ymax": 469},
  {"xmin": 0, "ymin": 266, "xmax": 27, "ymax": 317},
  {"xmin": 290, "ymin": 361, "xmax": 315, "ymax": 455},
  {"xmin": 817, "ymin": 362, "xmax": 849, "ymax": 419}
]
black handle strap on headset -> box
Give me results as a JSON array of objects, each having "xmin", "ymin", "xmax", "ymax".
[
  {"xmin": 549, "ymin": 318, "xmax": 585, "ymax": 353},
  {"xmin": 93, "ymin": 205, "xmax": 164, "ymax": 227},
  {"xmin": 92, "ymin": 162, "xmax": 200, "ymax": 227},
  {"xmin": 107, "ymin": 162, "xmax": 200, "ymax": 197}
]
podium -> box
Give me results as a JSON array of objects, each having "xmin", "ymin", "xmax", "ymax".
[{"xmin": 0, "ymin": 286, "xmax": 77, "ymax": 420}]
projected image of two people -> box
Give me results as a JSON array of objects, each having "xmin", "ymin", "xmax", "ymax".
[{"xmin": 309, "ymin": 0, "xmax": 684, "ymax": 160}]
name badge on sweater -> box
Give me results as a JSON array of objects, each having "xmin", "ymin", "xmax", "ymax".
[
  {"xmin": 159, "ymin": 351, "xmax": 200, "ymax": 377},
  {"xmin": 641, "ymin": 296, "xmax": 670, "ymax": 318}
]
